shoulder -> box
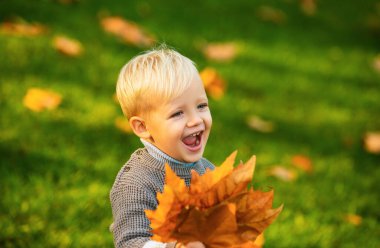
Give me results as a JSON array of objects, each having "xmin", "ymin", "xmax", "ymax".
[{"xmin": 111, "ymin": 148, "xmax": 165, "ymax": 195}]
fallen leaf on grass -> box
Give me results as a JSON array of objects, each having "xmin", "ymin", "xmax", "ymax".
[
  {"xmin": 365, "ymin": 15, "xmax": 380, "ymax": 32},
  {"xmin": 300, "ymin": 0, "xmax": 317, "ymax": 16},
  {"xmin": 256, "ymin": 6, "xmax": 286, "ymax": 24},
  {"xmin": 344, "ymin": 214, "xmax": 362, "ymax": 226},
  {"xmin": 202, "ymin": 42, "xmax": 238, "ymax": 62},
  {"xmin": 115, "ymin": 116, "xmax": 133, "ymax": 134},
  {"xmin": 291, "ymin": 155, "xmax": 313, "ymax": 173},
  {"xmin": 145, "ymin": 152, "xmax": 282, "ymax": 247},
  {"xmin": 363, "ymin": 132, "xmax": 380, "ymax": 154},
  {"xmin": 23, "ymin": 88, "xmax": 62, "ymax": 112},
  {"xmin": 247, "ymin": 116, "xmax": 275, "ymax": 133},
  {"xmin": 200, "ymin": 67, "xmax": 226, "ymax": 100},
  {"xmin": 0, "ymin": 20, "xmax": 47, "ymax": 36},
  {"xmin": 372, "ymin": 55, "xmax": 380, "ymax": 73},
  {"xmin": 100, "ymin": 16, "xmax": 155, "ymax": 47},
  {"xmin": 268, "ymin": 166, "xmax": 297, "ymax": 182},
  {"xmin": 53, "ymin": 36, "xmax": 83, "ymax": 57}
]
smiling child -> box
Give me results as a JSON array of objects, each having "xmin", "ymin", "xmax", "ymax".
[{"xmin": 110, "ymin": 47, "xmax": 214, "ymax": 248}]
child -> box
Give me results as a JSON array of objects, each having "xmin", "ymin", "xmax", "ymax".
[{"xmin": 110, "ymin": 47, "xmax": 214, "ymax": 248}]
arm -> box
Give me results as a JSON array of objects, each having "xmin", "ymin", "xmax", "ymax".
[{"xmin": 110, "ymin": 182, "xmax": 176, "ymax": 248}]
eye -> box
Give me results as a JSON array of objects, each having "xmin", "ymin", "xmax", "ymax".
[
  {"xmin": 170, "ymin": 111, "xmax": 183, "ymax": 118},
  {"xmin": 198, "ymin": 103, "xmax": 208, "ymax": 110}
]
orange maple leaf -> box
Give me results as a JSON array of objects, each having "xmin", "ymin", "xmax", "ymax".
[{"xmin": 145, "ymin": 152, "xmax": 282, "ymax": 247}]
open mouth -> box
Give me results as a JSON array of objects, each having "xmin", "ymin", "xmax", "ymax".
[{"xmin": 182, "ymin": 131, "xmax": 203, "ymax": 150}]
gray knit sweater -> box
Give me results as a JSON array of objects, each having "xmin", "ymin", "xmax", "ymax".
[{"xmin": 110, "ymin": 147, "xmax": 214, "ymax": 248}]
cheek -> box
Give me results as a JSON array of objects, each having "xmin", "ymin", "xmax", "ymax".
[{"xmin": 206, "ymin": 113, "xmax": 212, "ymax": 129}]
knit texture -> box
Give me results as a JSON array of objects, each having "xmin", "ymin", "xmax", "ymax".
[{"xmin": 110, "ymin": 148, "xmax": 215, "ymax": 248}]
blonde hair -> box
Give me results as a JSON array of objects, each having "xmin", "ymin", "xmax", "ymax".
[{"xmin": 116, "ymin": 47, "xmax": 198, "ymax": 119}]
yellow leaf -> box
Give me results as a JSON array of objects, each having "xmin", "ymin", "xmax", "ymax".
[
  {"xmin": 254, "ymin": 233, "xmax": 265, "ymax": 248},
  {"xmin": 100, "ymin": 16, "xmax": 155, "ymax": 47},
  {"xmin": 200, "ymin": 67, "xmax": 226, "ymax": 100},
  {"xmin": 23, "ymin": 88, "xmax": 62, "ymax": 112},
  {"xmin": 203, "ymin": 42, "xmax": 238, "ymax": 62},
  {"xmin": 53, "ymin": 36, "xmax": 83, "ymax": 57}
]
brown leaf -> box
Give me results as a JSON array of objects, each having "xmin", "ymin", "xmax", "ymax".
[
  {"xmin": 203, "ymin": 42, "xmax": 238, "ymax": 62},
  {"xmin": 53, "ymin": 36, "xmax": 83, "ymax": 57},
  {"xmin": 344, "ymin": 214, "xmax": 362, "ymax": 226},
  {"xmin": 235, "ymin": 189, "xmax": 283, "ymax": 242},
  {"xmin": 256, "ymin": 6, "xmax": 286, "ymax": 24},
  {"xmin": 300, "ymin": 0, "xmax": 317, "ymax": 16},
  {"xmin": 247, "ymin": 115, "xmax": 275, "ymax": 133},
  {"xmin": 173, "ymin": 203, "xmax": 241, "ymax": 246},
  {"xmin": 0, "ymin": 20, "xmax": 47, "ymax": 36},
  {"xmin": 291, "ymin": 155, "xmax": 313, "ymax": 172},
  {"xmin": 268, "ymin": 166, "xmax": 297, "ymax": 182},
  {"xmin": 100, "ymin": 16, "xmax": 155, "ymax": 47},
  {"xmin": 363, "ymin": 132, "xmax": 380, "ymax": 154},
  {"xmin": 365, "ymin": 15, "xmax": 380, "ymax": 32},
  {"xmin": 372, "ymin": 55, "xmax": 380, "ymax": 73},
  {"xmin": 23, "ymin": 88, "xmax": 62, "ymax": 112},
  {"xmin": 200, "ymin": 67, "xmax": 226, "ymax": 100},
  {"xmin": 145, "ymin": 152, "xmax": 282, "ymax": 247}
]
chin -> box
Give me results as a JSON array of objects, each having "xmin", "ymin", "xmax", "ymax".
[{"xmin": 183, "ymin": 153, "xmax": 203, "ymax": 163}]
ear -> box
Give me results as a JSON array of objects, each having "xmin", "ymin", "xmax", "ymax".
[{"xmin": 129, "ymin": 116, "xmax": 151, "ymax": 139}]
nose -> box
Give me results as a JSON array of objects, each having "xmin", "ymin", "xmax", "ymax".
[{"xmin": 186, "ymin": 112, "xmax": 202, "ymax": 127}]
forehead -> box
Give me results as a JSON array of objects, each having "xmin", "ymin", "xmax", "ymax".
[{"xmin": 158, "ymin": 76, "xmax": 207, "ymax": 109}]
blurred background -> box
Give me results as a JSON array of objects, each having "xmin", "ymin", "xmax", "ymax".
[{"xmin": 1, "ymin": 0, "xmax": 379, "ymax": 247}]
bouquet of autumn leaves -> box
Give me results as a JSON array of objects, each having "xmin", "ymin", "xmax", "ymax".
[{"xmin": 145, "ymin": 152, "xmax": 283, "ymax": 248}]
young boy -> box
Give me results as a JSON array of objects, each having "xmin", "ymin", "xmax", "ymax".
[{"xmin": 110, "ymin": 47, "xmax": 214, "ymax": 248}]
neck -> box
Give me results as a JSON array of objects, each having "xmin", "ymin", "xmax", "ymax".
[{"xmin": 140, "ymin": 139, "xmax": 196, "ymax": 168}]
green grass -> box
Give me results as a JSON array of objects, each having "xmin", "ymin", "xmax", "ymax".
[{"xmin": 1, "ymin": 0, "xmax": 379, "ymax": 247}]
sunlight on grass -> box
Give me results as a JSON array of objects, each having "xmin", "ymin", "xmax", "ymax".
[{"xmin": 1, "ymin": 0, "xmax": 379, "ymax": 247}]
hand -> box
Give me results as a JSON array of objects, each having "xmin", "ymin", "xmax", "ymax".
[{"xmin": 176, "ymin": 241, "xmax": 205, "ymax": 248}]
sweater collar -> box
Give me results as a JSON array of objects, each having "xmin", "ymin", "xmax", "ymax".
[{"xmin": 140, "ymin": 139, "xmax": 196, "ymax": 168}]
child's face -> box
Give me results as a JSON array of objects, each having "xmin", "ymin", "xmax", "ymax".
[{"xmin": 144, "ymin": 72, "xmax": 212, "ymax": 163}]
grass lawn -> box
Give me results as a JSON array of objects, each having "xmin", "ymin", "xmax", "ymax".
[{"xmin": 1, "ymin": 0, "xmax": 379, "ymax": 247}]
